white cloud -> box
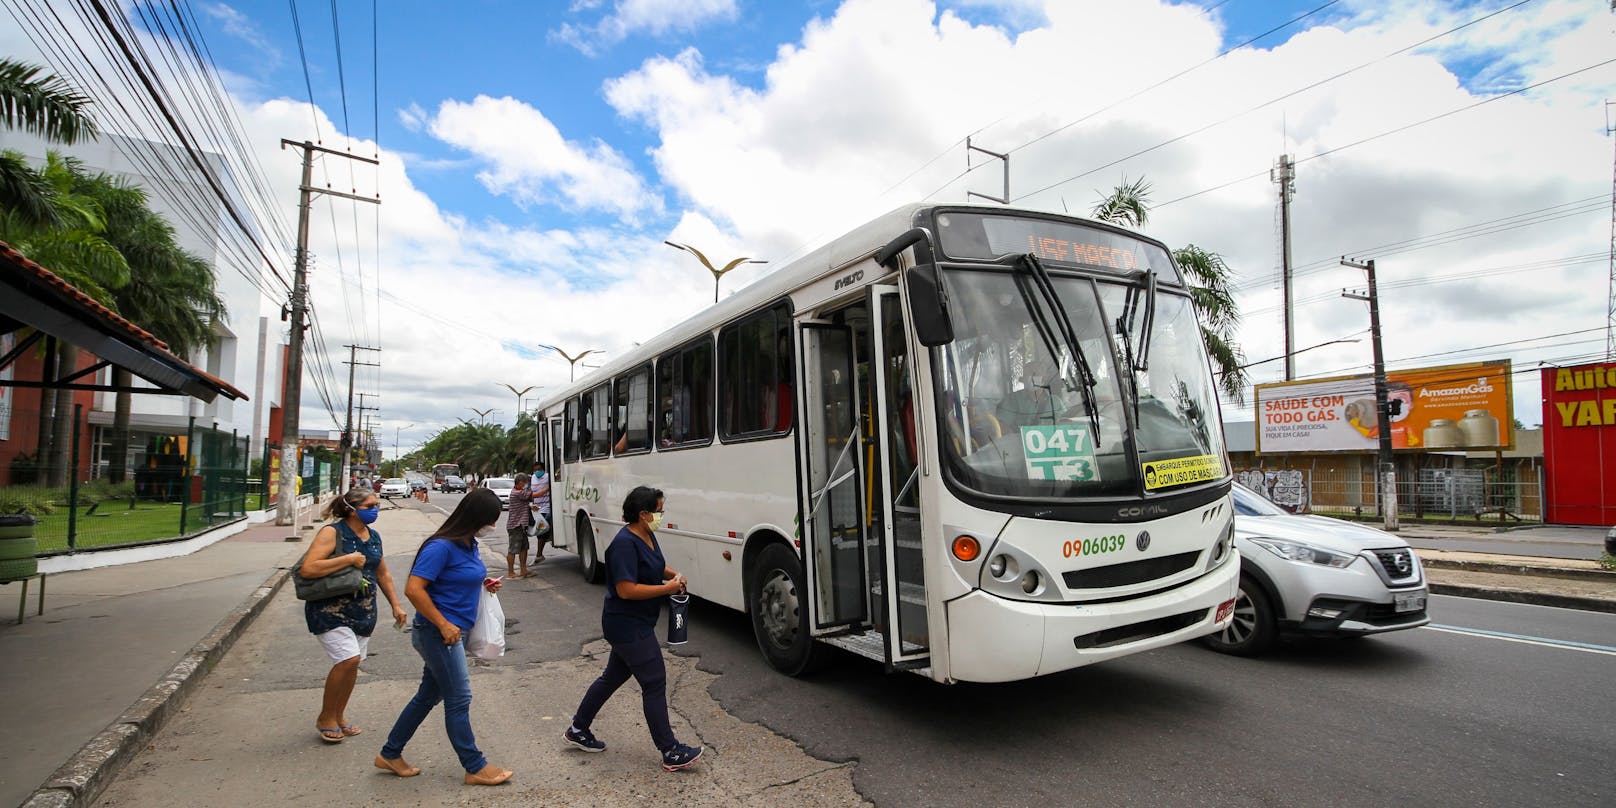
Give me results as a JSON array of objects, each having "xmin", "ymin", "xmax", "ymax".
[
  {"xmin": 203, "ymin": 3, "xmax": 281, "ymax": 67},
  {"xmin": 426, "ymin": 95, "xmax": 662, "ymax": 220},
  {"xmin": 397, "ymin": 102, "xmax": 428, "ymax": 132},
  {"xmin": 554, "ymin": 0, "xmax": 740, "ymax": 55}
]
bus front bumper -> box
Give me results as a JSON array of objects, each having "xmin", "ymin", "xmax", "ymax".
[{"xmin": 945, "ymin": 560, "xmax": 1239, "ymax": 683}]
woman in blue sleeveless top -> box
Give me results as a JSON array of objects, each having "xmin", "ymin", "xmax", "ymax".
[{"xmin": 300, "ymin": 487, "xmax": 407, "ymax": 743}]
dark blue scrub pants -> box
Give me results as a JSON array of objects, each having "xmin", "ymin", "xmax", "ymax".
[{"xmin": 571, "ymin": 631, "xmax": 676, "ymax": 751}]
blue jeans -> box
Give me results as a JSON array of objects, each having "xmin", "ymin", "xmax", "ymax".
[
  {"xmin": 380, "ymin": 621, "xmax": 487, "ymax": 772},
  {"xmin": 571, "ymin": 631, "xmax": 676, "ymax": 751}
]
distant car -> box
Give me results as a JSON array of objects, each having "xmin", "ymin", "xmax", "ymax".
[
  {"xmin": 1204, "ymin": 483, "xmax": 1429, "ymax": 656},
  {"xmin": 408, "ymin": 479, "xmax": 427, "ymax": 493},
  {"xmin": 379, "ymin": 478, "xmax": 409, "ymax": 499},
  {"xmin": 1606, "ymin": 526, "xmax": 1615, "ymax": 556},
  {"xmin": 482, "ymin": 477, "xmax": 515, "ymax": 509},
  {"xmin": 439, "ymin": 475, "xmax": 467, "ymax": 493}
]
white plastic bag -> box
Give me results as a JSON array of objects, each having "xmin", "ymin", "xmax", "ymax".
[
  {"xmin": 466, "ymin": 587, "xmax": 505, "ymax": 660},
  {"xmin": 531, "ymin": 511, "xmax": 549, "ymax": 534}
]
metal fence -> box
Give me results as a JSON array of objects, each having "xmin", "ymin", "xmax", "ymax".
[
  {"xmin": 1241, "ymin": 465, "xmax": 1543, "ymax": 525},
  {"xmin": 0, "ymin": 404, "xmax": 252, "ymax": 553}
]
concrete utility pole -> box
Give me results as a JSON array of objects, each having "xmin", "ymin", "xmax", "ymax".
[
  {"xmin": 1273, "ymin": 154, "xmax": 1298, "ymax": 379},
  {"xmin": 341, "ymin": 344, "xmax": 380, "ymax": 493},
  {"xmin": 276, "ymin": 140, "xmax": 380, "ymax": 525},
  {"xmin": 1342, "ymin": 257, "xmax": 1397, "ymax": 531}
]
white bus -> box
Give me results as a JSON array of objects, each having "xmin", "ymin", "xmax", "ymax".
[{"xmin": 534, "ymin": 203, "xmax": 1238, "ymax": 683}]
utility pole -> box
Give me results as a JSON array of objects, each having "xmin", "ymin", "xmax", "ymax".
[
  {"xmin": 355, "ymin": 394, "xmax": 379, "ymax": 482},
  {"xmin": 1342, "ymin": 258, "xmax": 1397, "ymax": 530},
  {"xmin": 1273, "ymin": 154, "xmax": 1298, "ymax": 379},
  {"xmin": 277, "ymin": 139, "xmax": 380, "ymax": 525},
  {"xmin": 341, "ymin": 344, "xmax": 380, "ymax": 493}
]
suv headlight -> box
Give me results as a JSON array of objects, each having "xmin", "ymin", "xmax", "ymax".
[{"xmin": 1249, "ymin": 537, "xmax": 1355, "ymax": 569}]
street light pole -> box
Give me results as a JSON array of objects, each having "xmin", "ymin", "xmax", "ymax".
[
  {"xmin": 394, "ymin": 424, "xmax": 414, "ymax": 475},
  {"xmin": 501, "ymin": 384, "xmax": 536, "ymax": 427},
  {"xmin": 543, "ymin": 347, "xmax": 600, "ymax": 382},
  {"xmin": 1342, "ymin": 257, "xmax": 1397, "ymax": 531},
  {"xmin": 469, "ymin": 407, "xmax": 498, "ymax": 424},
  {"xmin": 664, "ymin": 241, "xmax": 767, "ymax": 303}
]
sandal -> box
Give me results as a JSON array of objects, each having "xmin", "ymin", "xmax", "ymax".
[
  {"xmin": 317, "ymin": 726, "xmax": 345, "ymax": 743},
  {"xmin": 341, "ymin": 724, "xmax": 363, "ymax": 737}
]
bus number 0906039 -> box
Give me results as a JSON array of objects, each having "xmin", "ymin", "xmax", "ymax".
[{"xmin": 1063, "ymin": 534, "xmax": 1125, "ymax": 558}]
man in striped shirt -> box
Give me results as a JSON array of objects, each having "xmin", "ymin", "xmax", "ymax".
[{"xmin": 505, "ymin": 474, "xmax": 536, "ymax": 578}]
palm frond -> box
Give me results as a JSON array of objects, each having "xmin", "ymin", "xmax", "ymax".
[{"xmin": 0, "ymin": 58, "xmax": 98, "ymax": 145}]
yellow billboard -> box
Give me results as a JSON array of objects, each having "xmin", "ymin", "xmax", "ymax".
[{"xmin": 1255, "ymin": 360, "xmax": 1514, "ymax": 453}]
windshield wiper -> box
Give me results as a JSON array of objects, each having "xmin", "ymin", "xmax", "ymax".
[
  {"xmin": 1004, "ymin": 253, "xmax": 1102, "ymax": 447},
  {"xmin": 1117, "ymin": 268, "xmax": 1157, "ymax": 373}
]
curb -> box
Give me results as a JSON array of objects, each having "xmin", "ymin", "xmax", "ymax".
[
  {"xmin": 20, "ymin": 563, "xmax": 295, "ymax": 808},
  {"xmin": 1419, "ymin": 557, "xmax": 1615, "ymax": 583},
  {"xmin": 1429, "ymin": 582, "xmax": 1616, "ymax": 615}
]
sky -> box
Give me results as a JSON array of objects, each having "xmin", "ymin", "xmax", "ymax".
[{"xmin": 3, "ymin": 0, "xmax": 1613, "ymax": 455}]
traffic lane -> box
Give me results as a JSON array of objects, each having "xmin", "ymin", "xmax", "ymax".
[
  {"xmin": 677, "ymin": 596, "xmax": 1613, "ymax": 808},
  {"xmin": 1422, "ymin": 594, "xmax": 1616, "ymax": 650},
  {"xmin": 1407, "ymin": 536, "xmax": 1603, "ymax": 560}
]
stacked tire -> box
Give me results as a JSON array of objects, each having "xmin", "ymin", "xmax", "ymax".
[{"xmin": 0, "ymin": 515, "xmax": 38, "ymax": 581}]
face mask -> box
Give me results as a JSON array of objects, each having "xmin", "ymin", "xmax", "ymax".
[
  {"xmin": 355, "ymin": 507, "xmax": 380, "ymax": 524},
  {"xmin": 646, "ymin": 512, "xmax": 665, "ymax": 531}
]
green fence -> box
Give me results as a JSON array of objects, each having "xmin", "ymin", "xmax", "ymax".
[{"xmin": 0, "ymin": 405, "xmax": 251, "ymax": 553}]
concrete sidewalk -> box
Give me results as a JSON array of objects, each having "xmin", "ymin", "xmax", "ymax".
[{"xmin": 4, "ymin": 497, "xmax": 1610, "ymax": 808}]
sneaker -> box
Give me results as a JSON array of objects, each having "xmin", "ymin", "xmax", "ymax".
[
  {"xmin": 564, "ymin": 726, "xmax": 606, "ymax": 753},
  {"xmin": 661, "ymin": 742, "xmax": 703, "ymax": 771}
]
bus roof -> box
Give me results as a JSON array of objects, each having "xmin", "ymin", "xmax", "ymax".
[{"xmin": 534, "ymin": 202, "xmax": 933, "ymax": 412}]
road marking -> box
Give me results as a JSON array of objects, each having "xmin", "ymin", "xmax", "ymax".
[{"xmin": 1423, "ymin": 624, "xmax": 1616, "ymax": 656}]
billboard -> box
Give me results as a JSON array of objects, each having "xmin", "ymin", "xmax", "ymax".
[
  {"xmin": 1255, "ymin": 360, "xmax": 1514, "ymax": 453},
  {"xmin": 1541, "ymin": 362, "xmax": 1615, "ymax": 526}
]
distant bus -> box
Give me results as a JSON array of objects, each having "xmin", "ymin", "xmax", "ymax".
[
  {"xmin": 532, "ymin": 203, "xmax": 1238, "ymax": 683},
  {"xmin": 430, "ymin": 463, "xmax": 460, "ymax": 489}
]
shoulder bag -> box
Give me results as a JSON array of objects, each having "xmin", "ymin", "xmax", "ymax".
[{"xmin": 293, "ymin": 538, "xmax": 367, "ymax": 601}]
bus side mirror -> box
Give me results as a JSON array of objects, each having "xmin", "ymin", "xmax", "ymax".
[
  {"xmin": 907, "ymin": 263, "xmax": 954, "ymax": 347},
  {"xmin": 879, "ymin": 227, "xmax": 952, "ymax": 347}
]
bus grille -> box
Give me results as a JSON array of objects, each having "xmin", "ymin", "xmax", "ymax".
[
  {"xmin": 1072, "ymin": 609, "xmax": 1209, "ymax": 650},
  {"xmin": 1061, "ymin": 551, "xmax": 1200, "ymax": 590}
]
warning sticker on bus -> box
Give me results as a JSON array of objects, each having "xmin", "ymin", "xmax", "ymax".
[
  {"xmin": 1020, "ymin": 425, "xmax": 1099, "ymax": 482},
  {"xmin": 1141, "ymin": 454, "xmax": 1224, "ymax": 490}
]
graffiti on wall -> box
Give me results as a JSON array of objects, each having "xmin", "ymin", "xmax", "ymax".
[{"xmin": 1235, "ymin": 468, "xmax": 1309, "ymax": 513}]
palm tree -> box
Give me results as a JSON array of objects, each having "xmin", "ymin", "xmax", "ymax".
[
  {"xmin": 0, "ymin": 59, "xmax": 96, "ymax": 231},
  {"xmin": 1091, "ymin": 178, "xmax": 1248, "ymax": 402},
  {"xmin": 76, "ymin": 171, "xmax": 225, "ymax": 481}
]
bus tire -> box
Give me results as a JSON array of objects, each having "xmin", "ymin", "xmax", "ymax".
[
  {"xmin": 749, "ymin": 543, "xmax": 830, "ymax": 676},
  {"xmin": 577, "ymin": 514, "xmax": 603, "ymax": 584},
  {"xmin": 1201, "ymin": 575, "xmax": 1276, "ymax": 657}
]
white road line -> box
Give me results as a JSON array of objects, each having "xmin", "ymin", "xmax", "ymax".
[{"xmin": 1422, "ymin": 625, "xmax": 1616, "ymax": 657}]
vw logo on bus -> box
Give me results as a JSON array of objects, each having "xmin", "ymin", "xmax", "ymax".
[{"xmin": 1135, "ymin": 530, "xmax": 1151, "ymax": 552}]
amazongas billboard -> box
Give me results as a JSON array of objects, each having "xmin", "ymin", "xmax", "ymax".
[
  {"xmin": 1255, "ymin": 360, "xmax": 1514, "ymax": 453},
  {"xmin": 1542, "ymin": 361, "xmax": 1615, "ymax": 526}
]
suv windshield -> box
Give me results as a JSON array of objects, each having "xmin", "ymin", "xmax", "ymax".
[
  {"xmin": 933, "ymin": 266, "xmax": 1226, "ymax": 500},
  {"xmin": 1232, "ymin": 483, "xmax": 1288, "ymax": 516}
]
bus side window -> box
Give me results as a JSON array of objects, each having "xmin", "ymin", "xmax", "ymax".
[
  {"xmin": 564, "ymin": 398, "xmax": 580, "ymax": 463},
  {"xmin": 656, "ymin": 338, "xmax": 714, "ymax": 448},
  {"xmin": 614, "ymin": 365, "xmax": 652, "ymax": 454},
  {"xmin": 719, "ymin": 303, "xmax": 792, "ymax": 439}
]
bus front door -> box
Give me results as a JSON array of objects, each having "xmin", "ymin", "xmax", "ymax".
[
  {"xmin": 869, "ymin": 285, "xmax": 930, "ymax": 668},
  {"xmin": 798, "ymin": 322, "xmax": 870, "ymax": 633}
]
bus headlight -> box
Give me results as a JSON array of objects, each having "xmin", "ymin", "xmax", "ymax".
[{"xmin": 988, "ymin": 554, "xmax": 1013, "ymax": 579}]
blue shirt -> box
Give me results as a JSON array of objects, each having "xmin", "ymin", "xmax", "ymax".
[
  {"xmin": 410, "ymin": 537, "xmax": 487, "ymax": 630},
  {"xmin": 601, "ymin": 526, "xmax": 666, "ymax": 642}
]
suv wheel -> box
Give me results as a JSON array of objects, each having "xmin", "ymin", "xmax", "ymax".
[{"xmin": 1203, "ymin": 576, "xmax": 1277, "ymax": 656}]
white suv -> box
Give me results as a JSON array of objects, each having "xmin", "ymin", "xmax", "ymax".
[
  {"xmin": 1204, "ymin": 484, "xmax": 1429, "ymax": 656},
  {"xmin": 378, "ymin": 478, "xmax": 410, "ymax": 499}
]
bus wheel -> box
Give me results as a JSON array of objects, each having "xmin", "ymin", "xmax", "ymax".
[
  {"xmin": 749, "ymin": 544, "xmax": 829, "ymax": 676},
  {"xmin": 578, "ymin": 514, "xmax": 603, "ymax": 584},
  {"xmin": 1202, "ymin": 576, "xmax": 1275, "ymax": 656}
]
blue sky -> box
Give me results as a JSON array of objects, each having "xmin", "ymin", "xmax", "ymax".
[{"xmin": 44, "ymin": 0, "xmax": 1607, "ymax": 439}]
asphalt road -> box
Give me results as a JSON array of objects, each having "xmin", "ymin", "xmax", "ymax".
[{"xmin": 371, "ymin": 495, "xmax": 1615, "ymax": 806}]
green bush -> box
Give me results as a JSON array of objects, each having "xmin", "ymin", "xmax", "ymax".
[
  {"xmin": 1600, "ymin": 553, "xmax": 1616, "ymax": 573},
  {"xmin": 0, "ymin": 485, "xmax": 60, "ymax": 516}
]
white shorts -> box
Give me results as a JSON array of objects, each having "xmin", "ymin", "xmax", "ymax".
[{"xmin": 315, "ymin": 627, "xmax": 370, "ymax": 665}]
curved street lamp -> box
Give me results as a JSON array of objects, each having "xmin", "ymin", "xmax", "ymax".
[
  {"xmin": 468, "ymin": 407, "xmax": 498, "ymax": 423},
  {"xmin": 538, "ymin": 346, "xmax": 600, "ymax": 382},
  {"xmin": 664, "ymin": 241, "xmax": 767, "ymax": 303}
]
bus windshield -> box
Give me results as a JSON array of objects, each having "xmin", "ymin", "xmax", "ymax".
[{"xmin": 933, "ymin": 267, "xmax": 1226, "ymax": 500}]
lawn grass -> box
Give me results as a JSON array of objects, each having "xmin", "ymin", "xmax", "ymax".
[{"xmin": 33, "ymin": 499, "xmax": 248, "ymax": 553}]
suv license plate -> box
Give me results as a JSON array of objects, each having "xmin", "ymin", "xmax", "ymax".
[{"xmin": 1394, "ymin": 590, "xmax": 1426, "ymax": 613}]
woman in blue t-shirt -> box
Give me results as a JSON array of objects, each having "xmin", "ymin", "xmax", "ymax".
[
  {"xmin": 563, "ymin": 486, "xmax": 703, "ymax": 771},
  {"xmin": 375, "ymin": 488, "xmax": 514, "ymax": 786}
]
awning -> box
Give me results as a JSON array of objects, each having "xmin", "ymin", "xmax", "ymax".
[{"xmin": 0, "ymin": 239, "xmax": 247, "ymax": 403}]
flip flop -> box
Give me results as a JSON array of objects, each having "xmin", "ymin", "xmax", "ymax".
[
  {"xmin": 341, "ymin": 724, "xmax": 363, "ymax": 737},
  {"xmin": 317, "ymin": 727, "xmax": 345, "ymax": 743}
]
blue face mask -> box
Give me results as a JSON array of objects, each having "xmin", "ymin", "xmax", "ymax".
[{"xmin": 355, "ymin": 506, "xmax": 380, "ymax": 525}]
